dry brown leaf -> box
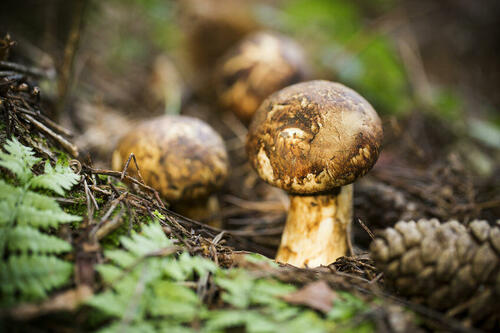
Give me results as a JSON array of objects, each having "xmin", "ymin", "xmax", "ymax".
[{"xmin": 281, "ymin": 280, "xmax": 336, "ymax": 313}]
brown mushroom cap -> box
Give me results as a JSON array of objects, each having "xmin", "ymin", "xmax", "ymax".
[
  {"xmin": 246, "ymin": 80, "xmax": 383, "ymax": 194},
  {"xmin": 215, "ymin": 31, "xmax": 308, "ymax": 122},
  {"xmin": 112, "ymin": 115, "xmax": 229, "ymax": 201}
]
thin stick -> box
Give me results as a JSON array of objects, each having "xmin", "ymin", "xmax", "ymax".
[
  {"xmin": 0, "ymin": 60, "xmax": 51, "ymax": 78},
  {"xmin": 357, "ymin": 218, "xmax": 375, "ymax": 240},
  {"xmin": 23, "ymin": 113, "xmax": 79, "ymax": 157},
  {"xmin": 83, "ymin": 179, "xmax": 94, "ymax": 225},
  {"xmin": 16, "ymin": 106, "xmax": 73, "ymax": 136},
  {"xmin": 95, "ymin": 208, "xmax": 126, "ymax": 240},
  {"xmin": 89, "ymin": 191, "xmax": 128, "ymax": 241},
  {"xmin": 121, "ymin": 153, "xmax": 145, "ymax": 184}
]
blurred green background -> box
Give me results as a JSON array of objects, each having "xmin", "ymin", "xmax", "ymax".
[{"xmin": 1, "ymin": 0, "xmax": 499, "ymax": 150}]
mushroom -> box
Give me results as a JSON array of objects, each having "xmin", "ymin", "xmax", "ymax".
[
  {"xmin": 112, "ymin": 115, "xmax": 229, "ymax": 227},
  {"xmin": 215, "ymin": 31, "xmax": 308, "ymax": 123},
  {"xmin": 246, "ymin": 80, "xmax": 383, "ymax": 267},
  {"xmin": 180, "ymin": 0, "xmax": 258, "ymax": 93}
]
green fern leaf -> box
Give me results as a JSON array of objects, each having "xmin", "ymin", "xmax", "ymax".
[
  {"xmin": 30, "ymin": 161, "xmax": 80, "ymax": 195},
  {"xmin": 250, "ymin": 279, "xmax": 296, "ymax": 308},
  {"xmin": 4, "ymin": 226, "xmax": 71, "ymax": 254},
  {"xmin": 177, "ymin": 252, "xmax": 217, "ymax": 278},
  {"xmin": 96, "ymin": 264, "xmax": 124, "ymax": 285},
  {"xmin": 215, "ymin": 269, "xmax": 255, "ymax": 309},
  {"xmin": 0, "ymin": 255, "xmax": 73, "ymax": 300},
  {"xmin": 0, "ymin": 183, "xmax": 19, "ymax": 225},
  {"xmin": 104, "ymin": 249, "xmax": 138, "ymax": 269},
  {"xmin": 0, "ymin": 139, "xmax": 78, "ymax": 304},
  {"xmin": 203, "ymin": 310, "xmax": 252, "ymax": 331},
  {"xmin": 155, "ymin": 324, "xmax": 195, "ymax": 333},
  {"xmin": 162, "ymin": 258, "xmax": 186, "ymax": 281},
  {"xmin": 162, "ymin": 252, "xmax": 217, "ymax": 282},
  {"xmin": 17, "ymin": 190, "xmax": 81, "ymax": 228},
  {"xmin": 97, "ymin": 322, "xmax": 156, "ymax": 333},
  {"xmin": 0, "ymin": 138, "xmax": 40, "ymax": 184},
  {"xmin": 87, "ymin": 265, "xmax": 153, "ymax": 321},
  {"xmin": 86, "ymin": 290, "xmax": 132, "ymax": 318},
  {"xmin": 149, "ymin": 281, "xmax": 200, "ymax": 321},
  {"xmin": 120, "ymin": 223, "xmax": 172, "ymax": 257}
]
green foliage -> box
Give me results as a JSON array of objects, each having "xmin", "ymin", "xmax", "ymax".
[
  {"xmin": 0, "ymin": 255, "xmax": 73, "ymax": 300},
  {"xmin": 328, "ymin": 292, "xmax": 371, "ymax": 322},
  {"xmin": 429, "ymin": 88, "xmax": 464, "ymax": 122},
  {"xmin": 5, "ymin": 226, "xmax": 71, "ymax": 254},
  {"xmin": 88, "ymin": 222, "xmax": 374, "ymax": 332},
  {"xmin": 31, "ymin": 161, "xmax": 81, "ymax": 196},
  {"xmin": 0, "ymin": 138, "xmax": 41, "ymax": 184},
  {"xmin": 86, "ymin": 222, "xmax": 210, "ymax": 331},
  {"xmin": 0, "ymin": 138, "xmax": 80, "ymax": 304},
  {"xmin": 275, "ymin": 0, "xmax": 411, "ymax": 115}
]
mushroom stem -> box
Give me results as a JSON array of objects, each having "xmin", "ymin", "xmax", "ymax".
[
  {"xmin": 275, "ymin": 184, "xmax": 353, "ymax": 267},
  {"xmin": 172, "ymin": 195, "xmax": 222, "ymax": 228}
]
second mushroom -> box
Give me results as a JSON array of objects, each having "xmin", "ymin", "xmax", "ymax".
[
  {"xmin": 246, "ymin": 80, "xmax": 383, "ymax": 267},
  {"xmin": 112, "ymin": 115, "xmax": 229, "ymax": 227}
]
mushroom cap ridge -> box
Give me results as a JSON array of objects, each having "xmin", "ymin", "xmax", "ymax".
[
  {"xmin": 246, "ymin": 80, "xmax": 383, "ymax": 194},
  {"xmin": 113, "ymin": 115, "xmax": 229, "ymax": 201}
]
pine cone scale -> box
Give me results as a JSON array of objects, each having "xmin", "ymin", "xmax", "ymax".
[{"xmin": 370, "ymin": 219, "xmax": 500, "ymax": 329}]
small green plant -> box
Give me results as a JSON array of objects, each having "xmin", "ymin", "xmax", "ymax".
[
  {"xmin": 86, "ymin": 221, "xmax": 215, "ymax": 332},
  {"xmin": 0, "ymin": 138, "xmax": 81, "ymax": 305},
  {"xmin": 87, "ymin": 221, "xmax": 374, "ymax": 333}
]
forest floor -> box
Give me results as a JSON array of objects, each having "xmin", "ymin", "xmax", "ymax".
[{"xmin": 1, "ymin": 1, "xmax": 499, "ymax": 332}]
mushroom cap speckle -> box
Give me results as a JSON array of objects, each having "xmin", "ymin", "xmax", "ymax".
[
  {"xmin": 112, "ymin": 115, "xmax": 229, "ymax": 201},
  {"xmin": 246, "ymin": 80, "xmax": 383, "ymax": 194},
  {"xmin": 215, "ymin": 31, "xmax": 308, "ymax": 122}
]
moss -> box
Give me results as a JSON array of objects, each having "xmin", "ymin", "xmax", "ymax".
[{"xmin": 100, "ymin": 209, "xmax": 151, "ymax": 249}]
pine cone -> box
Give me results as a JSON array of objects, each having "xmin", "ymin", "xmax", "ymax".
[{"xmin": 370, "ymin": 219, "xmax": 500, "ymax": 328}]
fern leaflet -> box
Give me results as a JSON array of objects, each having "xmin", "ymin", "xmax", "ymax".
[
  {"xmin": 3, "ymin": 226, "xmax": 71, "ymax": 254},
  {"xmin": 0, "ymin": 255, "xmax": 73, "ymax": 300},
  {"xmin": 0, "ymin": 138, "xmax": 80, "ymax": 304},
  {"xmin": 31, "ymin": 161, "xmax": 80, "ymax": 195},
  {"xmin": 0, "ymin": 138, "xmax": 40, "ymax": 184}
]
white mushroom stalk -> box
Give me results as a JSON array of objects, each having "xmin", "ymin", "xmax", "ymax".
[{"xmin": 277, "ymin": 185, "xmax": 353, "ymax": 267}]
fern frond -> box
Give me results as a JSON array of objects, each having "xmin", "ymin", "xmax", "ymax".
[
  {"xmin": 97, "ymin": 322, "xmax": 156, "ymax": 333},
  {"xmin": 177, "ymin": 252, "xmax": 217, "ymax": 278},
  {"xmin": 0, "ymin": 255, "xmax": 73, "ymax": 300},
  {"xmin": 203, "ymin": 310, "xmax": 253, "ymax": 331},
  {"xmin": 17, "ymin": 190, "xmax": 81, "ymax": 228},
  {"xmin": 3, "ymin": 226, "xmax": 71, "ymax": 254},
  {"xmin": 30, "ymin": 161, "xmax": 80, "ymax": 195},
  {"xmin": 120, "ymin": 222, "xmax": 173, "ymax": 257},
  {"xmin": 215, "ymin": 269, "xmax": 255, "ymax": 309},
  {"xmin": 104, "ymin": 249, "xmax": 138, "ymax": 269},
  {"xmin": 0, "ymin": 182, "xmax": 19, "ymax": 225},
  {"xmin": 0, "ymin": 179, "xmax": 22, "ymax": 200},
  {"xmin": 86, "ymin": 290, "xmax": 132, "ymax": 318},
  {"xmin": 0, "ymin": 139, "xmax": 78, "ymax": 304},
  {"xmin": 96, "ymin": 264, "xmax": 124, "ymax": 285},
  {"xmin": 149, "ymin": 281, "xmax": 200, "ymax": 322},
  {"xmin": 0, "ymin": 138, "xmax": 40, "ymax": 184}
]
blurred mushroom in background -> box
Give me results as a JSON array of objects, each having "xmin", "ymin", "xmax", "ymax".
[
  {"xmin": 178, "ymin": 0, "xmax": 259, "ymax": 95},
  {"xmin": 215, "ymin": 31, "xmax": 309, "ymax": 123}
]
